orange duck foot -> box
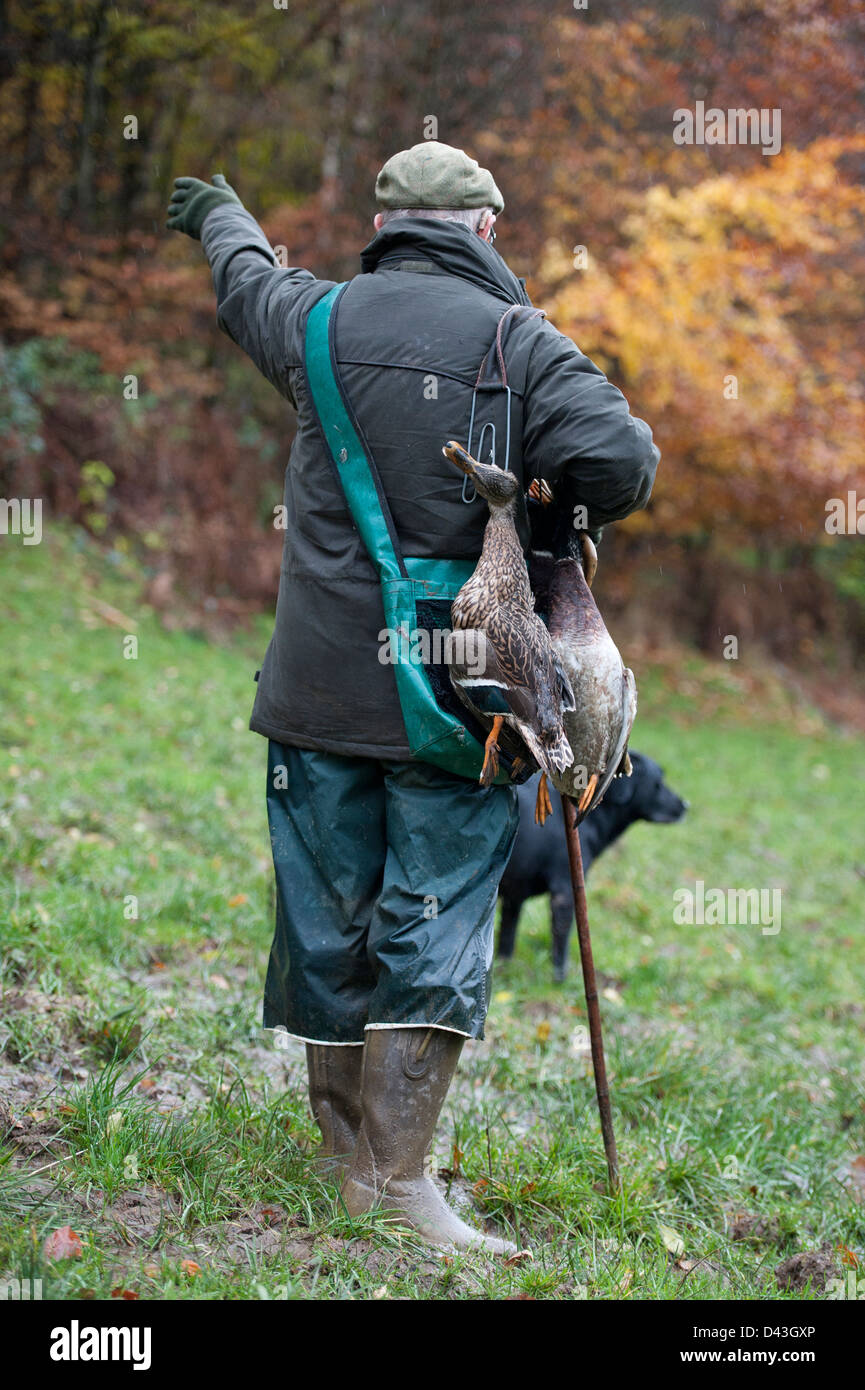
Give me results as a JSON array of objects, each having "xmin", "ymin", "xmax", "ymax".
[
  {"xmin": 528, "ymin": 478, "xmax": 553, "ymax": 506},
  {"xmin": 535, "ymin": 772, "xmax": 553, "ymax": 825},
  {"xmin": 480, "ymin": 715, "xmax": 504, "ymax": 786},
  {"xmin": 577, "ymin": 772, "xmax": 599, "ymax": 814}
]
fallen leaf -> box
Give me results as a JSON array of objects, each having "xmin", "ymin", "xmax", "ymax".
[
  {"xmin": 659, "ymin": 1223, "xmax": 685, "ymax": 1257},
  {"xmin": 535, "ymin": 1020, "xmax": 551, "ymax": 1043},
  {"xmin": 44, "ymin": 1226, "xmax": 83, "ymax": 1261},
  {"xmin": 87, "ymin": 597, "xmax": 137, "ymax": 630},
  {"xmin": 111, "ymin": 1288, "xmax": 140, "ymax": 1300},
  {"xmin": 180, "ymin": 1260, "xmax": 201, "ymax": 1278},
  {"xmin": 227, "ymin": 893, "xmax": 248, "ymax": 907},
  {"xmin": 209, "ymin": 974, "xmax": 230, "ymax": 991},
  {"xmin": 504, "ymin": 1249, "xmax": 534, "ymax": 1267}
]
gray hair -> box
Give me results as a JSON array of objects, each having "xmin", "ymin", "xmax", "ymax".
[{"xmin": 378, "ymin": 206, "xmax": 493, "ymax": 232}]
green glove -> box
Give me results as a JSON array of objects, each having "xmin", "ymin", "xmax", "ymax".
[{"xmin": 166, "ymin": 174, "xmax": 242, "ymax": 240}]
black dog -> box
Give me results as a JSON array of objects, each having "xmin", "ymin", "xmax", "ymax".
[{"xmin": 498, "ymin": 752, "xmax": 688, "ymax": 981}]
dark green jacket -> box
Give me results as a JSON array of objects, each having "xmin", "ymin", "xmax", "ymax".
[{"xmin": 200, "ymin": 206, "xmax": 659, "ymax": 758}]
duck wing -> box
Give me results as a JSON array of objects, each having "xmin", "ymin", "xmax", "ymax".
[
  {"xmin": 449, "ymin": 627, "xmax": 541, "ymax": 730},
  {"xmin": 487, "ymin": 607, "xmax": 576, "ymax": 727},
  {"xmin": 554, "ymin": 656, "xmax": 576, "ymax": 713},
  {"xmin": 571, "ymin": 664, "xmax": 638, "ymax": 824},
  {"xmin": 450, "ymin": 624, "xmax": 574, "ymax": 778},
  {"xmin": 485, "ymin": 605, "xmax": 549, "ymax": 689}
]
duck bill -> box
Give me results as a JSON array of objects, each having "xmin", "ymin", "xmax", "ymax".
[
  {"xmin": 442, "ymin": 440, "xmax": 478, "ymax": 477},
  {"xmin": 578, "ymin": 532, "xmax": 598, "ymax": 587}
]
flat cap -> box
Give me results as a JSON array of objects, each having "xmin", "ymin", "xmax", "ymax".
[{"xmin": 375, "ymin": 141, "xmax": 504, "ymax": 213}]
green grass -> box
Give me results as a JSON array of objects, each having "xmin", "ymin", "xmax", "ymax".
[{"xmin": 1, "ymin": 526, "xmax": 864, "ymax": 1300}]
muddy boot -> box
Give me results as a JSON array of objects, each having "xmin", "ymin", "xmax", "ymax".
[
  {"xmin": 340, "ymin": 1027, "xmax": 517, "ymax": 1256},
  {"xmin": 306, "ymin": 1043, "xmax": 364, "ymax": 1180}
]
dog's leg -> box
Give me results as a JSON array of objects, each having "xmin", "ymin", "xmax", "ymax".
[
  {"xmin": 550, "ymin": 891, "xmax": 574, "ymax": 982},
  {"xmin": 498, "ymin": 896, "xmax": 521, "ymax": 959}
]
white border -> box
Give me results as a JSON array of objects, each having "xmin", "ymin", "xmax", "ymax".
[
  {"xmin": 264, "ymin": 1022, "xmax": 474, "ymax": 1045},
  {"xmin": 265, "ymin": 1027, "xmax": 364, "ymax": 1047},
  {"xmin": 364, "ymin": 1022, "xmax": 472, "ymax": 1039}
]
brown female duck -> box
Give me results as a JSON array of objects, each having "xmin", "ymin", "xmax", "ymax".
[{"xmin": 442, "ymin": 442, "xmax": 575, "ymax": 824}]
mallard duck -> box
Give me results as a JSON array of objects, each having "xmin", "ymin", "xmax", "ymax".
[
  {"xmin": 442, "ymin": 442, "xmax": 575, "ymax": 825},
  {"xmin": 541, "ymin": 528, "xmax": 637, "ymax": 822}
]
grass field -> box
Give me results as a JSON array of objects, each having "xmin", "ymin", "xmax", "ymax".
[{"xmin": 1, "ymin": 527, "xmax": 864, "ymax": 1301}]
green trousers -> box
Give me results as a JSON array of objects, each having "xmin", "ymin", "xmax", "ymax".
[{"xmin": 263, "ymin": 741, "xmax": 519, "ymax": 1043}]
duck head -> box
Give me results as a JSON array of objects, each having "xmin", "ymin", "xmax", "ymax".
[{"xmin": 443, "ymin": 441, "xmax": 520, "ymax": 510}]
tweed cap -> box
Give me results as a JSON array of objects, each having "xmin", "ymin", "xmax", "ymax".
[{"xmin": 375, "ymin": 141, "xmax": 504, "ymax": 213}]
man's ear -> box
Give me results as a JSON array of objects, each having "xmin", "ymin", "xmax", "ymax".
[{"xmin": 374, "ymin": 212, "xmax": 384, "ymax": 231}]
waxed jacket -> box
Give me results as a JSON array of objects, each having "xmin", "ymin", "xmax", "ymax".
[{"xmin": 200, "ymin": 207, "xmax": 659, "ymax": 757}]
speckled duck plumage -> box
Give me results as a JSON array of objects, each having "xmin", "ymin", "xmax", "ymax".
[{"xmin": 442, "ymin": 442, "xmax": 574, "ymax": 782}]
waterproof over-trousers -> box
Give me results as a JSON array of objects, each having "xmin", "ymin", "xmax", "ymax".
[{"xmin": 264, "ymin": 742, "xmax": 519, "ymax": 1043}]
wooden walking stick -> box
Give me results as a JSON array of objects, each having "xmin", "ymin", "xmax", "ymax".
[{"xmin": 561, "ymin": 792, "xmax": 620, "ymax": 1193}]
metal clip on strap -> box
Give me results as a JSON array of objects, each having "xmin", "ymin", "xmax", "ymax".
[{"xmin": 461, "ymin": 304, "xmax": 545, "ymax": 504}]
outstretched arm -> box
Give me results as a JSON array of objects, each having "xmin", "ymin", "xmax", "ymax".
[{"xmin": 166, "ymin": 174, "xmax": 330, "ymax": 405}]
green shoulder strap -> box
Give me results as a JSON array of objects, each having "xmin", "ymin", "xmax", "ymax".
[
  {"xmin": 304, "ymin": 284, "xmax": 405, "ymax": 581},
  {"xmin": 303, "ymin": 281, "xmax": 504, "ymax": 781}
]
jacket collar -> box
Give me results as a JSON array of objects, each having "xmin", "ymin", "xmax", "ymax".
[{"xmin": 359, "ymin": 218, "xmax": 532, "ymax": 307}]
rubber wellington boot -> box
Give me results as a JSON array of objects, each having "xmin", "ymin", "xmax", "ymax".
[
  {"xmin": 306, "ymin": 1043, "xmax": 364, "ymax": 1180},
  {"xmin": 340, "ymin": 1027, "xmax": 517, "ymax": 1255}
]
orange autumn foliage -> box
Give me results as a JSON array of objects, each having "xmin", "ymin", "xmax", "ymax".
[{"xmin": 541, "ymin": 137, "xmax": 865, "ymax": 542}]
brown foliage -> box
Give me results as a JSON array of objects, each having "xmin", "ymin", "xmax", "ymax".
[{"xmin": 0, "ymin": 1, "xmax": 863, "ymax": 664}]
